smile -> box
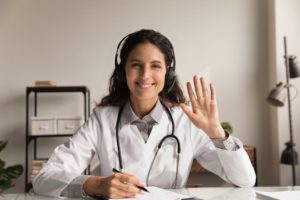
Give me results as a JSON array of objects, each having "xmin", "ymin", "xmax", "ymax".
[{"xmin": 135, "ymin": 82, "xmax": 155, "ymax": 89}]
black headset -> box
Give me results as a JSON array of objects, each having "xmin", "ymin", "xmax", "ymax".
[{"xmin": 114, "ymin": 32, "xmax": 177, "ymax": 94}]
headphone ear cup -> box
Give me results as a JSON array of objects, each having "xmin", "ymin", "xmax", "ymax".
[
  {"xmin": 116, "ymin": 64, "xmax": 126, "ymax": 85},
  {"xmin": 164, "ymin": 67, "xmax": 176, "ymax": 93}
]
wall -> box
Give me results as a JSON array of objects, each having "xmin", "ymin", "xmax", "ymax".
[
  {"xmin": 0, "ymin": 0, "xmax": 272, "ymax": 192},
  {"xmin": 273, "ymin": 0, "xmax": 300, "ymax": 185}
]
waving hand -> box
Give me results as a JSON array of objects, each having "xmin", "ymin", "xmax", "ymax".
[{"xmin": 180, "ymin": 76, "xmax": 225, "ymax": 139}]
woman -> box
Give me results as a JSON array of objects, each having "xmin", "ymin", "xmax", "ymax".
[{"xmin": 33, "ymin": 29, "xmax": 256, "ymax": 199}]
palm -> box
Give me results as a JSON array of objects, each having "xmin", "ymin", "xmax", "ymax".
[
  {"xmin": 180, "ymin": 76, "xmax": 224, "ymax": 138},
  {"xmin": 191, "ymin": 100, "xmax": 219, "ymax": 130}
]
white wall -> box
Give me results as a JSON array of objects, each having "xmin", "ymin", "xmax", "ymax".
[{"xmin": 0, "ymin": 0, "xmax": 275, "ymax": 192}]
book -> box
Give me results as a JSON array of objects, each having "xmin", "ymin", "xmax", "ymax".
[
  {"xmin": 35, "ymin": 80, "xmax": 57, "ymax": 87},
  {"xmin": 32, "ymin": 160, "xmax": 45, "ymax": 166}
]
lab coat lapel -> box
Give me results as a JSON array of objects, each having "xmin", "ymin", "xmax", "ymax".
[
  {"xmin": 117, "ymin": 111, "xmax": 172, "ymax": 183},
  {"xmin": 143, "ymin": 111, "xmax": 179, "ymax": 187},
  {"xmin": 144, "ymin": 112, "xmax": 170, "ymax": 162},
  {"xmin": 118, "ymin": 124, "xmax": 146, "ymax": 162},
  {"xmin": 118, "ymin": 124, "xmax": 148, "ymax": 179}
]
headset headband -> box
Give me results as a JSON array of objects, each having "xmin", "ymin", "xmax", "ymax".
[
  {"xmin": 115, "ymin": 33, "xmax": 132, "ymax": 69},
  {"xmin": 114, "ymin": 32, "xmax": 176, "ymax": 70}
]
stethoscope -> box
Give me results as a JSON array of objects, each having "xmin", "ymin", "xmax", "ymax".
[{"xmin": 115, "ymin": 100, "xmax": 181, "ymax": 188}]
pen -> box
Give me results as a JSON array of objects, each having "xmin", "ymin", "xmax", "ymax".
[{"xmin": 112, "ymin": 168, "xmax": 149, "ymax": 193}]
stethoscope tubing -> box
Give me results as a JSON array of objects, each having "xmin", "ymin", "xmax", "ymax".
[{"xmin": 115, "ymin": 100, "xmax": 181, "ymax": 188}]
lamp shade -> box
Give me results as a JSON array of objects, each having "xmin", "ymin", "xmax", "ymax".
[
  {"xmin": 281, "ymin": 142, "xmax": 299, "ymax": 165},
  {"xmin": 266, "ymin": 82, "xmax": 286, "ymax": 107},
  {"xmin": 289, "ymin": 55, "xmax": 300, "ymax": 78}
]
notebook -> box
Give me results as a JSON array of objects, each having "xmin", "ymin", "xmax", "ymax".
[{"xmin": 111, "ymin": 186, "xmax": 191, "ymax": 200}]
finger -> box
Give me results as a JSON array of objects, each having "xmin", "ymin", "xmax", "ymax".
[
  {"xmin": 210, "ymin": 83, "xmax": 215, "ymax": 101},
  {"xmin": 193, "ymin": 75, "xmax": 203, "ymax": 102},
  {"xmin": 186, "ymin": 82, "xmax": 198, "ymax": 112},
  {"xmin": 200, "ymin": 77, "xmax": 208, "ymax": 99},
  {"xmin": 109, "ymin": 187, "xmax": 136, "ymax": 199},
  {"xmin": 179, "ymin": 103, "xmax": 196, "ymax": 121},
  {"xmin": 117, "ymin": 182, "xmax": 139, "ymax": 196},
  {"xmin": 112, "ymin": 175, "xmax": 141, "ymax": 195},
  {"xmin": 116, "ymin": 172, "xmax": 144, "ymax": 187},
  {"xmin": 114, "ymin": 173, "xmax": 144, "ymax": 194}
]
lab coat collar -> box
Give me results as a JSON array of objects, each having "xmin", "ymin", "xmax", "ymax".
[{"xmin": 120, "ymin": 99, "xmax": 164, "ymax": 129}]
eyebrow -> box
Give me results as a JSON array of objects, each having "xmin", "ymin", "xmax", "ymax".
[
  {"xmin": 151, "ymin": 61, "xmax": 162, "ymax": 64},
  {"xmin": 128, "ymin": 59, "xmax": 141, "ymax": 63},
  {"xmin": 128, "ymin": 59, "xmax": 162, "ymax": 64}
]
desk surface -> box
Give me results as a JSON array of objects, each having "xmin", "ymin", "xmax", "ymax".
[{"xmin": 2, "ymin": 186, "xmax": 300, "ymax": 200}]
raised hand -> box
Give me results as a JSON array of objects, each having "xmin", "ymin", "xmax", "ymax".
[{"xmin": 180, "ymin": 76, "xmax": 225, "ymax": 139}]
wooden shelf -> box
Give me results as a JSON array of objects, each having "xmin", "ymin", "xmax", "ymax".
[{"xmin": 25, "ymin": 86, "xmax": 90, "ymax": 192}]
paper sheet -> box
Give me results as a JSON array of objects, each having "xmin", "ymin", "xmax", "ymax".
[
  {"xmin": 256, "ymin": 190, "xmax": 300, "ymax": 200},
  {"xmin": 111, "ymin": 186, "xmax": 190, "ymax": 200}
]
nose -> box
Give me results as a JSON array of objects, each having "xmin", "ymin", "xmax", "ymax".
[{"xmin": 140, "ymin": 65, "xmax": 151, "ymax": 79}]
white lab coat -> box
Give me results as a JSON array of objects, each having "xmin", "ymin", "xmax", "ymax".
[{"xmin": 33, "ymin": 105, "xmax": 256, "ymax": 197}]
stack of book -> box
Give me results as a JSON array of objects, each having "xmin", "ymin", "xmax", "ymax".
[
  {"xmin": 31, "ymin": 160, "xmax": 45, "ymax": 181},
  {"xmin": 35, "ymin": 80, "xmax": 57, "ymax": 87}
]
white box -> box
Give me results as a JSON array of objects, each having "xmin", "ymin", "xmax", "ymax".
[
  {"xmin": 57, "ymin": 116, "xmax": 84, "ymax": 135},
  {"xmin": 31, "ymin": 117, "xmax": 57, "ymax": 135}
]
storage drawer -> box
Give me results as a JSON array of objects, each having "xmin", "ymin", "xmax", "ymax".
[
  {"xmin": 57, "ymin": 117, "xmax": 84, "ymax": 135},
  {"xmin": 31, "ymin": 117, "xmax": 57, "ymax": 135}
]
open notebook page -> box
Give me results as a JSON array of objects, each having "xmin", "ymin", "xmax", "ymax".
[{"xmin": 111, "ymin": 186, "xmax": 190, "ymax": 200}]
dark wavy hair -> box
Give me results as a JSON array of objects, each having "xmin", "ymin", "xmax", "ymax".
[{"xmin": 99, "ymin": 29, "xmax": 186, "ymax": 107}]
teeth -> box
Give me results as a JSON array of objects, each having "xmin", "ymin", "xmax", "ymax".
[
  {"xmin": 136, "ymin": 82, "xmax": 153, "ymax": 88},
  {"xmin": 140, "ymin": 84, "xmax": 152, "ymax": 88}
]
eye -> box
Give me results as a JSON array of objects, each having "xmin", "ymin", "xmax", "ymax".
[
  {"xmin": 131, "ymin": 62, "xmax": 141, "ymax": 68},
  {"xmin": 151, "ymin": 63, "xmax": 162, "ymax": 69}
]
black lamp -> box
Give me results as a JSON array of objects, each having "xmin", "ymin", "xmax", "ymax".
[{"xmin": 267, "ymin": 36, "xmax": 300, "ymax": 186}]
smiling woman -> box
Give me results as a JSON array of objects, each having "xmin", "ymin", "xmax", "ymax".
[
  {"xmin": 125, "ymin": 43, "xmax": 167, "ymax": 118},
  {"xmin": 32, "ymin": 29, "xmax": 256, "ymax": 199},
  {"xmin": 99, "ymin": 29, "xmax": 185, "ymax": 108}
]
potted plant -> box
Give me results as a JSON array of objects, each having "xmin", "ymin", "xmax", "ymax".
[
  {"xmin": 221, "ymin": 121, "xmax": 233, "ymax": 134},
  {"xmin": 0, "ymin": 140, "xmax": 23, "ymax": 193}
]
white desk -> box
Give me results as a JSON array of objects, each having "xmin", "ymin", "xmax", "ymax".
[
  {"xmin": 2, "ymin": 186, "xmax": 300, "ymax": 200},
  {"xmin": 173, "ymin": 186, "xmax": 300, "ymax": 199}
]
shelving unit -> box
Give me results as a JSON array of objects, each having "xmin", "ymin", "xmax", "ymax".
[{"xmin": 25, "ymin": 86, "xmax": 90, "ymax": 192}]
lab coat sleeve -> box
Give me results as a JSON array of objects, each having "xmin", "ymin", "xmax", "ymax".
[
  {"xmin": 191, "ymin": 125, "xmax": 256, "ymax": 187},
  {"xmin": 60, "ymin": 175, "xmax": 90, "ymax": 197},
  {"xmin": 32, "ymin": 111, "xmax": 100, "ymax": 197}
]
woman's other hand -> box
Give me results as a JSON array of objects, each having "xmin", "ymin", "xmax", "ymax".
[
  {"xmin": 83, "ymin": 172, "xmax": 144, "ymax": 199},
  {"xmin": 180, "ymin": 76, "xmax": 226, "ymax": 139}
]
